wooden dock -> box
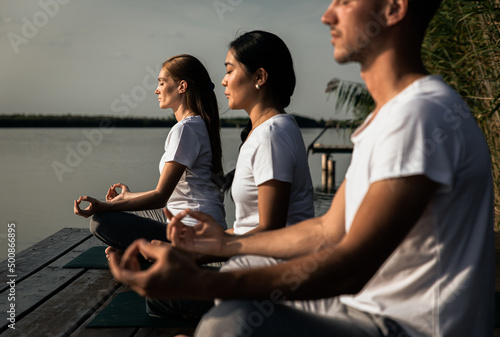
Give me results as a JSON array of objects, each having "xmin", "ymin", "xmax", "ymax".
[
  {"xmin": 1, "ymin": 227, "xmax": 499, "ymax": 336},
  {"xmin": 309, "ymin": 143, "xmax": 354, "ymax": 155},
  {"xmin": 0, "ymin": 228, "xmax": 195, "ymax": 337},
  {"xmin": 310, "ymin": 143, "xmax": 353, "ymax": 191}
]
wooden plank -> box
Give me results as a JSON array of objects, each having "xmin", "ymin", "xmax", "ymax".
[
  {"xmin": 71, "ymin": 326, "xmax": 137, "ymax": 337},
  {"xmin": 135, "ymin": 327, "xmax": 196, "ymax": 337},
  {"xmin": 0, "ymin": 235, "xmax": 105, "ymax": 333},
  {"xmin": 136, "ymin": 327, "xmax": 196, "ymax": 337},
  {"xmin": 0, "ymin": 228, "xmax": 91, "ymax": 292},
  {"xmin": 311, "ymin": 143, "xmax": 353, "ymax": 154},
  {"xmin": 1, "ymin": 269, "xmax": 120, "ymax": 337}
]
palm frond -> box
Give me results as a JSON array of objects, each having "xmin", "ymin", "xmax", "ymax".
[{"xmin": 325, "ymin": 78, "xmax": 374, "ymax": 120}]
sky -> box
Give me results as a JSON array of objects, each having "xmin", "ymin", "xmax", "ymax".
[{"xmin": 0, "ymin": 0, "xmax": 363, "ymax": 120}]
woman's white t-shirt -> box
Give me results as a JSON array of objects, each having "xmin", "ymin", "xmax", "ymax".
[
  {"xmin": 159, "ymin": 115, "xmax": 226, "ymax": 228},
  {"xmin": 231, "ymin": 114, "xmax": 314, "ymax": 235}
]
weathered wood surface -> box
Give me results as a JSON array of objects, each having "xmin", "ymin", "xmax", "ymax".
[
  {"xmin": 0, "ymin": 228, "xmax": 195, "ymax": 337},
  {"xmin": 0, "ymin": 234, "xmax": 108, "ymax": 332},
  {"xmin": 69, "ymin": 284, "xmax": 195, "ymax": 337},
  {"xmin": 311, "ymin": 143, "xmax": 353, "ymax": 154},
  {"xmin": 0, "ymin": 228, "xmax": 91, "ymax": 293},
  {"xmin": 0, "ymin": 227, "xmax": 498, "ymax": 336},
  {"xmin": 2, "ymin": 269, "xmax": 119, "ymax": 337}
]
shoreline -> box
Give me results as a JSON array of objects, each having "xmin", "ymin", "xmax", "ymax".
[{"xmin": 0, "ymin": 114, "xmax": 361, "ymax": 129}]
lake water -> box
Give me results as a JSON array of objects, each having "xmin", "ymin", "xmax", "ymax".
[{"xmin": 0, "ymin": 127, "xmax": 353, "ymax": 254}]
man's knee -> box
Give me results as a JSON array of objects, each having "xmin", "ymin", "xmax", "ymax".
[{"xmin": 195, "ymin": 300, "xmax": 264, "ymax": 337}]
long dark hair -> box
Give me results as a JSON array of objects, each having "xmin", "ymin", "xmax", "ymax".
[
  {"xmin": 222, "ymin": 31, "xmax": 296, "ymax": 192},
  {"xmin": 231, "ymin": 30, "xmax": 296, "ymax": 143},
  {"xmin": 229, "ymin": 30, "xmax": 296, "ymax": 110},
  {"xmin": 162, "ymin": 54, "xmax": 224, "ymax": 185}
]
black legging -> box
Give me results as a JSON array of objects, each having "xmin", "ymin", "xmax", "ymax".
[{"xmin": 90, "ymin": 209, "xmax": 169, "ymax": 251}]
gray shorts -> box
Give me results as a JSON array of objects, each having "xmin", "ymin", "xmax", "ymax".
[{"xmin": 195, "ymin": 255, "xmax": 409, "ymax": 337}]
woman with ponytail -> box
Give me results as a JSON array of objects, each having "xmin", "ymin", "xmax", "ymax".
[{"xmin": 74, "ymin": 54, "xmax": 227, "ymax": 250}]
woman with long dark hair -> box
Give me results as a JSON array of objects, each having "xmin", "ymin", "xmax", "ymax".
[
  {"xmin": 223, "ymin": 30, "xmax": 314, "ymax": 235},
  {"xmin": 74, "ymin": 54, "xmax": 227, "ymax": 249}
]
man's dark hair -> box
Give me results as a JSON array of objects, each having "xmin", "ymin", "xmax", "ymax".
[{"xmin": 408, "ymin": 0, "xmax": 444, "ymax": 41}]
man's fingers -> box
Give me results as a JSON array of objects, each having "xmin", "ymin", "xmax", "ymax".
[
  {"xmin": 166, "ymin": 209, "xmax": 191, "ymax": 240},
  {"xmin": 164, "ymin": 208, "xmax": 190, "ymax": 221},
  {"xmin": 176, "ymin": 209, "xmax": 191, "ymax": 220},
  {"xmin": 120, "ymin": 240, "xmax": 144, "ymax": 270},
  {"xmin": 168, "ymin": 218, "xmax": 190, "ymax": 248},
  {"xmin": 170, "ymin": 225, "xmax": 179, "ymax": 247},
  {"xmin": 137, "ymin": 239, "xmax": 168, "ymax": 262},
  {"xmin": 186, "ymin": 209, "xmax": 214, "ymax": 223},
  {"xmin": 163, "ymin": 208, "xmax": 174, "ymax": 220},
  {"xmin": 109, "ymin": 250, "xmax": 126, "ymax": 281},
  {"xmin": 167, "ymin": 217, "xmax": 182, "ymax": 241},
  {"xmin": 109, "ymin": 251, "xmax": 145, "ymax": 295},
  {"xmin": 150, "ymin": 240, "xmax": 168, "ymax": 246}
]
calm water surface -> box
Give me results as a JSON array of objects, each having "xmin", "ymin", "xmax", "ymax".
[{"xmin": 0, "ymin": 127, "xmax": 352, "ymax": 254}]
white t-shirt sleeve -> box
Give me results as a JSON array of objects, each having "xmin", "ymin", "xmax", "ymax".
[
  {"xmin": 369, "ymin": 99, "xmax": 458, "ymax": 190},
  {"xmin": 252, "ymin": 127, "xmax": 296, "ymax": 186},
  {"xmin": 160, "ymin": 123, "xmax": 201, "ymax": 171}
]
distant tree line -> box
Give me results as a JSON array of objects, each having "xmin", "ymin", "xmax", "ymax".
[
  {"xmin": 0, "ymin": 114, "xmax": 358, "ymax": 129},
  {"xmin": 0, "ymin": 114, "xmax": 176, "ymax": 128}
]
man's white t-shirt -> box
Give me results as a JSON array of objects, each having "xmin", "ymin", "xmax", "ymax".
[
  {"xmin": 339, "ymin": 76, "xmax": 494, "ymax": 336},
  {"xmin": 159, "ymin": 115, "xmax": 226, "ymax": 228},
  {"xmin": 231, "ymin": 114, "xmax": 314, "ymax": 235}
]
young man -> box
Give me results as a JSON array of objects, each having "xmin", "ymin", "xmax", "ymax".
[{"xmin": 109, "ymin": 0, "xmax": 495, "ymax": 336}]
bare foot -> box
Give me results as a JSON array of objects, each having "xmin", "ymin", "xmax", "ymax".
[{"xmin": 105, "ymin": 246, "xmax": 123, "ymax": 263}]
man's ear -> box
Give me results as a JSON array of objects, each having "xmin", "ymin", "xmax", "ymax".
[
  {"xmin": 178, "ymin": 80, "xmax": 188, "ymax": 93},
  {"xmin": 385, "ymin": 0, "xmax": 408, "ymax": 27},
  {"xmin": 255, "ymin": 68, "xmax": 269, "ymax": 88}
]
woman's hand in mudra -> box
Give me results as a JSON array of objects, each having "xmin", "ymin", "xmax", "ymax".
[
  {"xmin": 106, "ymin": 183, "xmax": 131, "ymax": 202},
  {"xmin": 73, "ymin": 195, "xmax": 104, "ymax": 218},
  {"xmin": 166, "ymin": 209, "xmax": 228, "ymax": 257}
]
